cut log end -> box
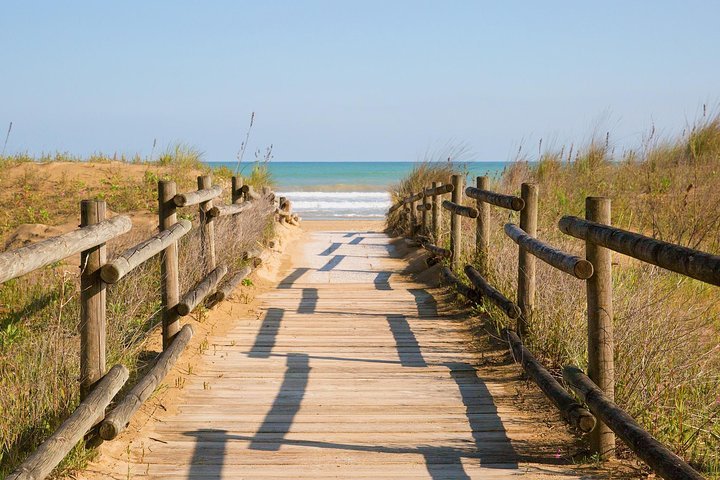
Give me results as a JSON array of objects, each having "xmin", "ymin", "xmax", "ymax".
[
  {"xmin": 98, "ymin": 419, "xmax": 123, "ymax": 441},
  {"xmin": 573, "ymin": 259, "xmax": 594, "ymax": 280},
  {"xmin": 575, "ymin": 409, "xmax": 598, "ymax": 433},
  {"xmin": 511, "ymin": 198, "xmax": 526, "ymax": 211},
  {"xmin": 506, "ymin": 304, "xmax": 521, "ymax": 319},
  {"xmin": 100, "ymin": 265, "xmax": 122, "ymax": 284}
]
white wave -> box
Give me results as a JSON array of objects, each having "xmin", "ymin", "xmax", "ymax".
[
  {"xmin": 278, "ymin": 191, "xmax": 390, "ymax": 200},
  {"xmin": 292, "ymin": 200, "xmax": 390, "ymax": 210},
  {"xmin": 330, "ymin": 213, "xmax": 385, "ymax": 218},
  {"xmin": 281, "ymin": 190, "xmax": 391, "ymax": 219}
]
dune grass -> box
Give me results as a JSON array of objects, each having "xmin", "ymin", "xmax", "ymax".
[
  {"xmin": 387, "ymin": 115, "xmax": 720, "ymax": 477},
  {"xmin": 0, "ymin": 158, "xmax": 277, "ymax": 477},
  {"xmin": 0, "ymin": 145, "xmax": 275, "ymax": 246}
]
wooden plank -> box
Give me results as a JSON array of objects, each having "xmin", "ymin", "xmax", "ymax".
[{"xmin": 84, "ymin": 229, "xmax": 587, "ymax": 480}]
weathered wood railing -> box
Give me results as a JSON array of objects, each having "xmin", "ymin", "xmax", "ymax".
[
  {"xmin": 2, "ymin": 174, "xmax": 296, "ymax": 480},
  {"xmin": 390, "ymin": 176, "xmax": 710, "ymax": 480}
]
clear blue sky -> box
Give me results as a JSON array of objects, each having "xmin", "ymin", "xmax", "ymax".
[{"xmin": 2, "ymin": 1, "xmax": 719, "ymax": 162}]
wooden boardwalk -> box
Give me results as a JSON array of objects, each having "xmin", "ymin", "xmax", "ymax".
[{"xmin": 83, "ymin": 229, "xmax": 594, "ymax": 479}]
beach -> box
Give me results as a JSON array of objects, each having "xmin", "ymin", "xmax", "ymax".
[{"xmin": 208, "ymin": 161, "xmax": 509, "ymax": 221}]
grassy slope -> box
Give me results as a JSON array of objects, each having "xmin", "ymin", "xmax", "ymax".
[
  {"xmin": 0, "ymin": 152, "xmax": 276, "ymax": 477},
  {"xmin": 387, "ymin": 117, "xmax": 720, "ymax": 477}
]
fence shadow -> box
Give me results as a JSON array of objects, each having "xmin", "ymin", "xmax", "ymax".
[
  {"xmin": 320, "ymin": 242, "xmax": 341, "ymax": 256},
  {"xmin": 374, "ymin": 271, "xmax": 392, "ymax": 290},
  {"xmin": 408, "ymin": 288, "xmax": 439, "ymax": 318},
  {"xmin": 319, "ymin": 255, "xmax": 345, "ymax": 271},
  {"xmin": 248, "ymin": 307, "xmax": 284, "ymax": 358},
  {"xmin": 277, "ymin": 267, "xmax": 310, "ymax": 289},
  {"xmin": 297, "ymin": 288, "xmax": 318, "ymax": 314},
  {"xmin": 386, "ymin": 313, "xmax": 427, "ymax": 367},
  {"xmin": 444, "ymin": 361, "xmax": 518, "ymax": 468},
  {"xmin": 249, "ymin": 353, "xmax": 310, "ymax": 451}
]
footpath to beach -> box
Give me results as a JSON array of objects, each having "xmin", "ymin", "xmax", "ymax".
[{"xmin": 81, "ymin": 221, "xmax": 602, "ymax": 479}]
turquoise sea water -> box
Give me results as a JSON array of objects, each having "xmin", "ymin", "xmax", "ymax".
[{"xmin": 205, "ymin": 161, "xmax": 510, "ymax": 220}]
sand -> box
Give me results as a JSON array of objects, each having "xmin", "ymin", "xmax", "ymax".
[{"xmin": 299, "ymin": 219, "xmax": 386, "ymax": 232}]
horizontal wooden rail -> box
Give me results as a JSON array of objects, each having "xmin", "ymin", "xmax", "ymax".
[
  {"xmin": 388, "ymin": 202, "xmax": 404, "ymax": 214},
  {"xmin": 211, "ymin": 266, "xmax": 253, "ymax": 303},
  {"xmin": 422, "ymin": 243, "xmax": 451, "ymax": 258},
  {"xmin": 465, "ymin": 187, "xmax": 525, "ymax": 211},
  {"xmin": 177, "ymin": 265, "xmax": 228, "ymax": 316},
  {"xmin": 439, "ymin": 267, "xmax": 480, "ymax": 302},
  {"xmin": 563, "ymin": 366, "xmax": 704, "ymax": 480},
  {"xmin": 559, "ymin": 216, "xmax": 720, "ymax": 286},
  {"xmin": 0, "ymin": 215, "xmax": 132, "ymax": 284},
  {"xmin": 464, "ymin": 265, "xmax": 521, "ymax": 318},
  {"xmin": 8, "ymin": 365, "xmax": 129, "ymax": 480},
  {"xmin": 388, "ymin": 184, "xmax": 455, "ymax": 214},
  {"xmin": 504, "ymin": 330, "xmax": 595, "ymax": 432},
  {"xmin": 416, "ymin": 203, "xmax": 433, "ymax": 212},
  {"xmin": 504, "ymin": 224, "xmax": 594, "ymax": 279},
  {"xmin": 442, "ymin": 200, "xmax": 478, "ymax": 219},
  {"xmin": 276, "ymin": 207, "xmax": 293, "ymax": 220},
  {"xmin": 208, "ymin": 201, "xmax": 252, "ymax": 219},
  {"xmin": 101, "ymin": 220, "xmax": 192, "ymax": 284},
  {"xmin": 173, "ymin": 185, "xmax": 223, "ymax": 207},
  {"xmin": 423, "ymin": 183, "xmax": 454, "ymax": 197},
  {"xmin": 100, "ymin": 325, "xmax": 193, "ymax": 440},
  {"xmin": 240, "ymin": 185, "xmax": 262, "ymax": 201},
  {"xmin": 403, "ymin": 192, "xmax": 424, "ymax": 204}
]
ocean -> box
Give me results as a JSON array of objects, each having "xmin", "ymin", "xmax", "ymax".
[{"xmin": 205, "ymin": 161, "xmax": 510, "ymax": 220}]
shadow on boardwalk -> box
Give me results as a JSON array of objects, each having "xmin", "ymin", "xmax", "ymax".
[{"xmin": 179, "ymin": 232, "xmax": 580, "ymax": 479}]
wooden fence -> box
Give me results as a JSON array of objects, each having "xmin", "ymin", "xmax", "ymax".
[
  {"xmin": 391, "ymin": 174, "xmax": 711, "ymax": 480},
  {"xmin": 1, "ymin": 175, "xmax": 297, "ymax": 480}
]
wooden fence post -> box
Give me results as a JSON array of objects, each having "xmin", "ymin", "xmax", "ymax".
[
  {"xmin": 79, "ymin": 200, "xmax": 107, "ymax": 399},
  {"xmin": 475, "ymin": 176, "xmax": 490, "ymax": 275},
  {"xmin": 585, "ymin": 196, "xmax": 615, "ymax": 459},
  {"xmin": 231, "ymin": 176, "xmax": 244, "ymax": 204},
  {"xmin": 409, "ymin": 195, "xmax": 417, "ymax": 238},
  {"xmin": 517, "ymin": 183, "xmax": 538, "ymax": 337},
  {"xmin": 158, "ymin": 180, "xmax": 181, "ymax": 349},
  {"xmin": 450, "ymin": 174, "xmax": 463, "ymax": 270},
  {"xmin": 403, "ymin": 203, "xmax": 410, "ymax": 237},
  {"xmin": 198, "ymin": 175, "xmax": 216, "ymax": 271},
  {"xmin": 420, "ymin": 191, "xmax": 428, "ymax": 237},
  {"xmin": 431, "ymin": 181, "xmax": 440, "ymax": 243}
]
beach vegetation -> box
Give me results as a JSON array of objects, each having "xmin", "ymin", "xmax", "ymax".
[
  {"xmin": 387, "ymin": 113, "xmax": 720, "ymax": 476},
  {"xmin": 0, "ymin": 157, "xmax": 278, "ymax": 476}
]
